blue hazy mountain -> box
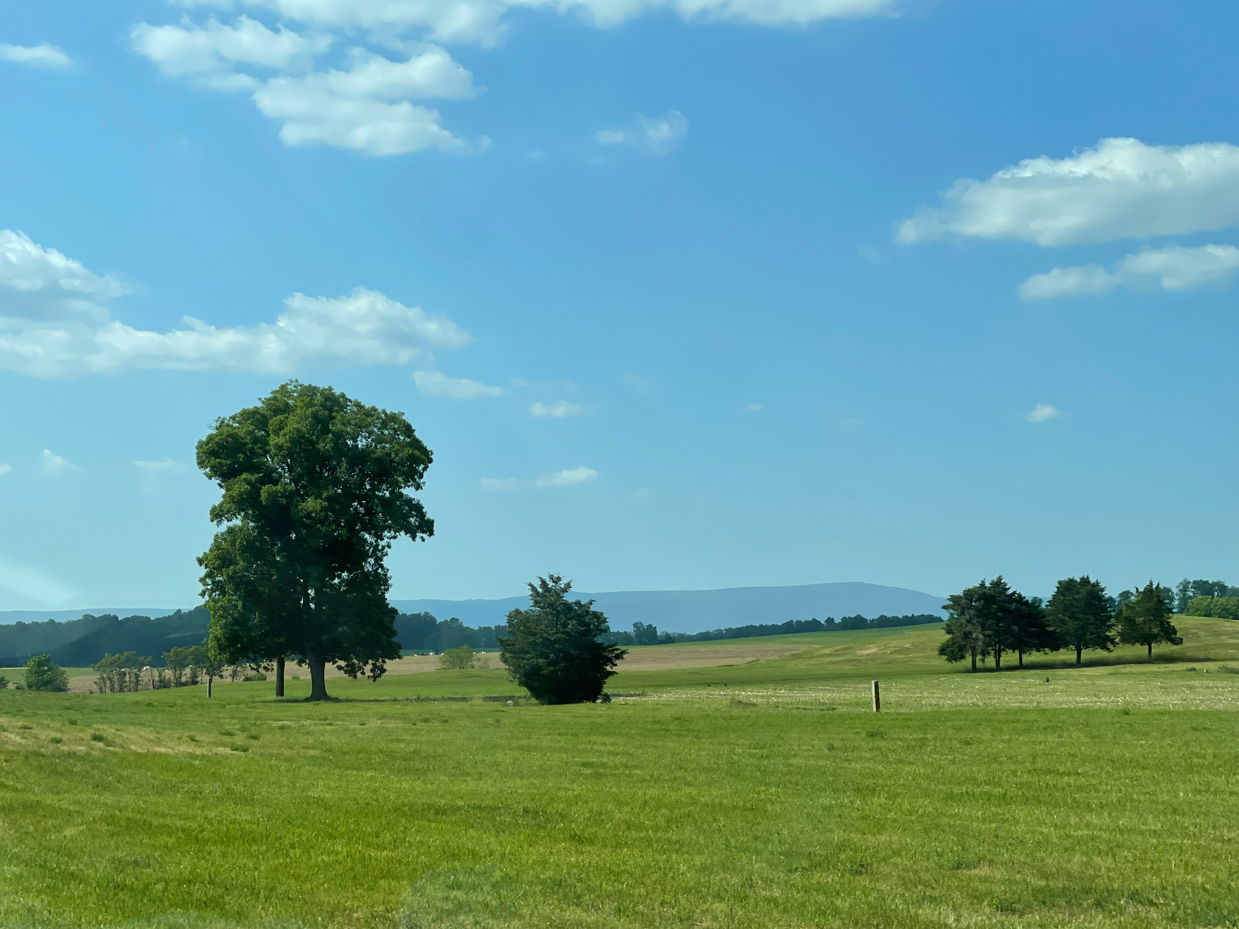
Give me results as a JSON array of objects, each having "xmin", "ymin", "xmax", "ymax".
[
  {"xmin": 0, "ymin": 582, "xmax": 946, "ymax": 637},
  {"xmin": 391, "ymin": 581, "xmax": 945, "ymax": 635}
]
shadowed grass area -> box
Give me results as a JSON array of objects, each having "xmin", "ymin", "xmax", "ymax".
[{"xmin": 3, "ymin": 620, "xmax": 1239, "ymax": 927}]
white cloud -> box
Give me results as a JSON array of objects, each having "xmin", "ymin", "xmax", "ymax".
[
  {"xmin": 1025, "ymin": 404, "xmax": 1062, "ymax": 423},
  {"xmin": 413, "ymin": 369, "xmax": 504, "ymax": 399},
  {"xmin": 135, "ymin": 459, "xmax": 180, "ymax": 471},
  {"xmin": 252, "ymin": 48, "xmax": 477, "ymax": 155},
  {"xmin": 536, "ymin": 466, "xmax": 598, "ymax": 487},
  {"xmin": 0, "ymin": 43, "xmax": 72, "ymax": 69},
  {"xmin": 172, "ymin": 0, "xmax": 896, "ymax": 46},
  {"xmin": 530, "ymin": 400, "xmax": 584, "ymax": 417},
  {"xmin": 131, "ymin": 17, "xmax": 329, "ymax": 87},
  {"xmin": 480, "ymin": 477, "xmax": 521, "ymax": 492},
  {"xmin": 898, "ymin": 138, "xmax": 1239, "ymax": 247},
  {"xmin": 132, "ymin": 17, "xmax": 479, "ymax": 156},
  {"xmin": 743, "ymin": 402, "xmax": 762, "ymax": 412},
  {"xmin": 1019, "ymin": 244, "xmax": 1239, "ymax": 300},
  {"xmin": 0, "ymin": 229, "xmax": 471, "ymax": 376},
  {"xmin": 42, "ymin": 449, "xmax": 80, "ymax": 475},
  {"xmin": 597, "ymin": 110, "xmax": 688, "ymax": 155},
  {"xmin": 0, "ymin": 464, "xmax": 11, "ymax": 476}
]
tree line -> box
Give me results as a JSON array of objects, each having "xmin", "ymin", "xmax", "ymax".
[
  {"xmin": 940, "ymin": 576, "xmax": 1183, "ymax": 671},
  {"xmin": 601, "ymin": 613, "xmax": 943, "ymax": 646}
]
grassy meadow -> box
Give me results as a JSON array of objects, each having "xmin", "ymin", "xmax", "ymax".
[{"xmin": 4, "ymin": 618, "xmax": 1239, "ymax": 928}]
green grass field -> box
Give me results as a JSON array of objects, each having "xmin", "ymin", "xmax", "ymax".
[{"xmin": 4, "ymin": 618, "xmax": 1239, "ymax": 928}]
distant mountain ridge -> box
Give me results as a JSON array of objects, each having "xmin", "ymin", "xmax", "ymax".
[{"xmin": 391, "ymin": 581, "xmax": 946, "ymax": 636}]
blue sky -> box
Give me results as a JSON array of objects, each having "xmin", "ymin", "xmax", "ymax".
[{"xmin": 1, "ymin": 0, "xmax": 1237, "ymax": 611}]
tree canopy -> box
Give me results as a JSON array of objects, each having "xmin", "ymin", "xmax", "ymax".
[
  {"xmin": 1117, "ymin": 581, "xmax": 1182, "ymax": 658},
  {"xmin": 498, "ymin": 575, "xmax": 626, "ymax": 704},
  {"xmin": 197, "ymin": 382, "xmax": 434, "ymax": 700},
  {"xmin": 1045, "ymin": 576, "xmax": 1115, "ymax": 665}
]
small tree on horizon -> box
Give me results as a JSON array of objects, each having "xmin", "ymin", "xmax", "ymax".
[
  {"xmin": 1118, "ymin": 581, "xmax": 1183, "ymax": 659},
  {"xmin": 1045, "ymin": 576, "xmax": 1115, "ymax": 665},
  {"xmin": 499, "ymin": 576, "xmax": 626, "ymax": 704},
  {"xmin": 439, "ymin": 644, "xmax": 478, "ymax": 670}
]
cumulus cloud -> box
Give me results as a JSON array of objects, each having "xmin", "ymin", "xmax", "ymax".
[
  {"xmin": 141, "ymin": 0, "xmax": 895, "ymax": 153},
  {"xmin": 42, "ymin": 449, "xmax": 80, "ymax": 475},
  {"xmin": 536, "ymin": 466, "xmax": 597, "ymax": 487},
  {"xmin": 1025, "ymin": 404, "xmax": 1062, "ymax": 423},
  {"xmin": 253, "ymin": 47, "xmax": 477, "ymax": 155},
  {"xmin": 172, "ymin": 0, "xmax": 896, "ymax": 45},
  {"xmin": 0, "ymin": 229, "xmax": 470, "ymax": 377},
  {"xmin": 530, "ymin": 400, "xmax": 583, "ymax": 417},
  {"xmin": 898, "ymin": 138, "xmax": 1239, "ymax": 247},
  {"xmin": 480, "ymin": 477, "xmax": 521, "ymax": 492},
  {"xmin": 413, "ymin": 370, "xmax": 504, "ymax": 399},
  {"xmin": 1019, "ymin": 244, "xmax": 1239, "ymax": 300},
  {"xmin": 131, "ymin": 16, "xmax": 329, "ymax": 88},
  {"xmin": 597, "ymin": 110, "xmax": 688, "ymax": 155},
  {"xmin": 132, "ymin": 17, "xmax": 479, "ymax": 155},
  {"xmin": 0, "ymin": 43, "xmax": 72, "ymax": 69}
]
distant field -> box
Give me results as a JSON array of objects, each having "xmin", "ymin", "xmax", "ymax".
[{"xmin": 4, "ymin": 618, "xmax": 1239, "ymax": 928}]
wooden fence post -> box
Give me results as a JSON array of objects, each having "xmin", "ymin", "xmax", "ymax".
[{"xmin": 872, "ymin": 679, "xmax": 880, "ymax": 713}]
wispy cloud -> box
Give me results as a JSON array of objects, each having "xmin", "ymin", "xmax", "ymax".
[
  {"xmin": 41, "ymin": 449, "xmax": 80, "ymax": 475},
  {"xmin": 530, "ymin": 400, "xmax": 584, "ymax": 418},
  {"xmin": 1020, "ymin": 244, "xmax": 1239, "ymax": 300},
  {"xmin": 413, "ymin": 370, "xmax": 505, "ymax": 399},
  {"xmin": 597, "ymin": 110, "xmax": 688, "ymax": 155},
  {"xmin": 0, "ymin": 43, "xmax": 72, "ymax": 69},
  {"xmin": 1026, "ymin": 403, "xmax": 1062, "ymax": 423},
  {"xmin": 536, "ymin": 466, "xmax": 598, "ymax": 487},
  {"xmin": 134, "ymin": 459, "xmax": 180, "ymax": 472},
  {"xmin": 0, "ymin": 463, "xmax": 11, "ymax": 476}
]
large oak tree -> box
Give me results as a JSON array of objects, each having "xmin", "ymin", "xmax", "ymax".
[{"xmin": 197, "ymin": 382, "xmax": 433, "ymax": 700}]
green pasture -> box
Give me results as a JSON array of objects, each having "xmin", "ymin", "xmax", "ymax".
[{"xmin": 3, "ymin": 619, "xmax": 1239, "ymax": 928}]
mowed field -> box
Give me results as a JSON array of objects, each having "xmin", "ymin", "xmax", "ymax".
[{"xmin": 4, "ymin": 619, "xmax": 1239, "ymax": 928}]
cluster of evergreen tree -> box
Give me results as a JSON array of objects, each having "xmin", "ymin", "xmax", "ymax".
[{"xmin": 940, "ymin": 576, "xmax": 1183, "ymax": 671}]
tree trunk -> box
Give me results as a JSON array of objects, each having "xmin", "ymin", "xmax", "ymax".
[
  {"xmin": 276, "ymin": 656, "xmax": 285, "ymax": 697},
  {"xmin": 307, "ymin": 648, "xmax": 329, "ymax": 701},
  {"xmin": 1148, "ymin": 642, "xmax": 1153, "ymax": 659},
  {"xmin": 1018, "ymin": 649, "xmax": 1024, "ymax": 669},
  {"xmin": 971, "ymin": 648, "xmax": 977, "ymax": 672},
  {"xmin": 1076, "ymin": 645, "xmax": 1082, "ymax": 665},
  {"xmin": 994, "ymin": 648, "xmax": 1002, "ymax": 671}
]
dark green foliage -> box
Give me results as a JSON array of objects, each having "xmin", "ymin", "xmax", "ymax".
[
  {"xmin": 1045, "ymin": 576, "xmax": 1116, "ymax": 665},
  {"xmin": 1186, "ymin": 596, "xmax": 1239, "ymax": 620},
  {"xmin": 0, "ymin": 673, "xmax": 7, "ymax": 690},
  {"xmin": 1176, "ymin": 578, "xmax": 1239, "ymax": 612},
  {"xmin": 498, "ymin": 575, "xmax": 626, "ymax": 704},
  {"xmin": 24, "ymin": 654, "xmax": 68, "ymax": 692},
  {"xmin": 197, "ymin": 382, "xmax": 433, "ymax": 700},
  {"xmin": 938, "ymin": 579, "xmax": 1054, "ymax": 671},
  {"xmin": 0, "ymin": 608, "xmax": 211, "ymax": 668},
  {"xmin": 1118, "ymin": 582, "xmax": 1183, "ymax": 658},
  {"xmin": 395, "ymin": 612, "xmax": 440, "ymax": 650}
]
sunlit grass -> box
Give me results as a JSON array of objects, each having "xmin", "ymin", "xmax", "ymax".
[{"xmin": 3, "ymin": 619, "xmax": 1239, "ymax": 927}]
